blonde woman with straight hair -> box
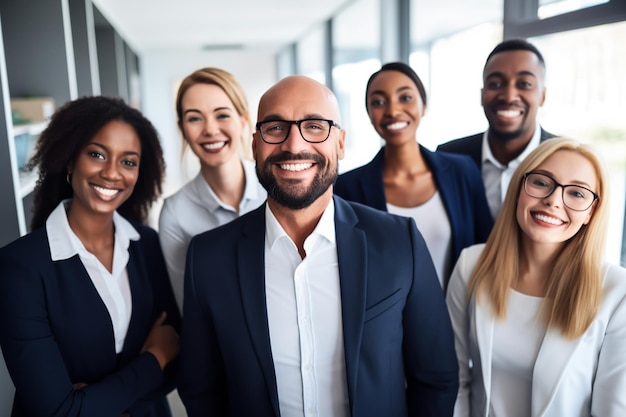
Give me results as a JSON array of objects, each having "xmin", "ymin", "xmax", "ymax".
[
  {"xmin": 446, "ymin": 137, "xmax": 626, "ymax": 417},
  {"xmin": 159, "ymin": 67, "xmax": 266, "ymax": 312}
]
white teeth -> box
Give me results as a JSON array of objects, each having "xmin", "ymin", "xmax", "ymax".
[
  {"xmin": 92, "ymin": 185, "xmax": 119, "ymax": 197},
  {"xmin": 533, "ymin": 213, "xmax": 563, "ymax": 225},
  {"xmin": 203, "ymin": 142, "xmax": 226, "ymax": 150},
  {"xmin": 497, "ymin": 110, "xmax": 522, "ymax": 118},
  {"xmin": 386, "ymin": 122, "xmax": 408, "ymax": 130},
  {"xmin": 280, "ymin": 163, "xmax": 313, "ymax": 172}
]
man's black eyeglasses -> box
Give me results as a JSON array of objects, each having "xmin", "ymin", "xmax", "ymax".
[{"xmin": 256, "ymin": 118, "xmax": 341, "ymax": 144}]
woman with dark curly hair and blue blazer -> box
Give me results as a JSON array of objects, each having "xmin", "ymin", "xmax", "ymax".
[
  {"xmin": 335, "ymin": 62, "xmax": 493, "ymax": 290},
  {"xmin": 0, "ymin": 96, "xmax": 180, "ymax": 416}
]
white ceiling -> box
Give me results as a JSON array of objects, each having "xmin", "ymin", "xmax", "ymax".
[
  {"xmin": 91, "ymin": 0, "xmax": 503, "ymax": 55},
  {"xmin": 91, "ymin": 0, "xmax": 355, "ymax": 53}
]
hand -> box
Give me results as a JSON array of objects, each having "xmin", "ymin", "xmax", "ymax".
[{"xmin": 141, "ymin": 312, "xmax": 179, "ymax": 370}]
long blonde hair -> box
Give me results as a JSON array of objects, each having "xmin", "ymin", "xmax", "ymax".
[{"xmin": 468, "ymin": 138, "xmax": 610, "ymax": 339}]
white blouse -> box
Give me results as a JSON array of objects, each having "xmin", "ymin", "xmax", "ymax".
[
  {"xmin": 388, "ymin": 191, "xmax": 452, "ymax": 287},
  {"xmin": 46, "ymin": 200, "xmax": 138, "ymax": 353},
  {"xmin": 490, "ymin": 289, "xmax": 545, "ymax": 417}
]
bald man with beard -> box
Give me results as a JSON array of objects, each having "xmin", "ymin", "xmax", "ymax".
[{"xmin": 179, "ymin": 75, "xmax": 458, "ymax": 417}]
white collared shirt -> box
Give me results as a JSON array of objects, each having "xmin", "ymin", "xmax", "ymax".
[
  {"xmin": 264, "ymin": 200, "xmax": 350, "ymax": 417},
  {"xmin": 46, "ymin": 200, "xmax": 139, "ymax": 353},
  {"xmin": 159, "ymin": 159, "xmax": 267, "ymax": 311},
  {"xmin": 481, "ymin": 122, "xmax": 542, "ymax": 219}
]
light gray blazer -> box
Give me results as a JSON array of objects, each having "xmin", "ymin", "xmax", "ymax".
[{"xmin": 446, "ymin": 244, "xmax": 626, "ymax": 417}]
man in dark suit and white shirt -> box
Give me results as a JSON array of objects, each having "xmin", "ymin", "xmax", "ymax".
[
  {"xmin": 178, "ymin": 75, "xmax": 458, "ymax": 417},
  {"xmin": 438, "ymin": 39, "xmax": 554, "ymax": 220}
]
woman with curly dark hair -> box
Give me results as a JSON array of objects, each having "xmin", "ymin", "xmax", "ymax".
[
  {"xmin": 0, "ymin": 96, "xmax": 181, "ymax": 416},
  {"xmin": 29, "ymin": 95, "xmax": 165, "ymax": 229}
]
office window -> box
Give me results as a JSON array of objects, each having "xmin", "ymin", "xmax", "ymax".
[
  {"xmin": 538, "ymin": 0, "xmax": 609, "ymax": 19},
  {"xmin": 296, "ymin": 24, "xmax": 327, "ymax": 84},
  {"xmin": 531, "ymin": 21, "xmax": 626, "ymax": 265},
  {"xmin": 409, "ymin": 0, "xmax": 503, "ymax": 150},
  {"xmin": 332, "ymin": 0, "xmax": 381, "ymax": 173},
  {"xmin": 276, "ymin": 45, "xmax": 296, "ymax": 80}
]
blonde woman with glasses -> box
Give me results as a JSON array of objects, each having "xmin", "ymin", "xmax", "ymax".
[{"xmin": 446, "ymin": 137, "xmax": 626, "ymax": 417}]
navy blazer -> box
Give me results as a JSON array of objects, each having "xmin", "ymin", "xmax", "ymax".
[
  {"xmin": 0, "ymin": 223, "xmax": 180, "ymax": 417},
  {"xmin": 436, "ymin": 127, "xmax": 555, "ymax": 167},
  {"xmin": 334, "ymin": 145, "xmax": 493, "ymax": 286},
  {"xmin": 179, "ymin": 197, "xmax": 459, "ymax": 417}
]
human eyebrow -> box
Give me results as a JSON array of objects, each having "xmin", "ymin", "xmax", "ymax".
[
  {"xmin": 302, "ymin": 113, "xmax": 326, "ymax": 120},
  {"xmin": 396, "ymin": 85, "xmax": 414, "ymax": 93},
  {"xmin": 259, "ymin": 113, "xmax": 327, "ymax": 122},
  {"xmin": 368, "ymin": 89, "xmax": 387, "ymax": 97},
  {"xmin": 484, "ymin": 72, "xmax": 505, "ymax": 80},
  {"xmin": 259, "ymin": 114, "xmax": 285, "ymax": 123},
  {"xmin": 534, "ymin": 169, "xmax": 594, "ymax": 189}
]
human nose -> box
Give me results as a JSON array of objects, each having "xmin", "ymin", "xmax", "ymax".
[
  {"xmin": 101, "ymin": 160, "xmax": 122, "ymax": 180},
  {"xmin": 279, "ymin": 123, "xmax": 307, "ymax": 152},
  {"xmin": 542, "ymin": 185, "xmax": 564, "ymax": 208},
  {"xmin": 500, "ymin": 82, "xmax": 519, "ymax": 103},
  {"xmin": 202, "ymin": 118, "xmax": 219, "ymax": 136},
  {"xmin": 384, "ymin": 99, "xmax": 401, "ymax": 116}
]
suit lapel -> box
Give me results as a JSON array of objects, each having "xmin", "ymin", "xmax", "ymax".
[
  {"xmin": 53, "ymin": 257, "xmax": 119, "ymax": 370},
  {"xmin": 358, "ymin": 149, "xmax": 387, "ymax": 211},
  {"xmin": 423, "ymin": 148, "xmax": 461, "ymax": 258},
  {"xmin": 120, "ymin": 242, "xmax": 152, "ymax": 359},
  {"xmin": 237, "ymin": 206, "xmax": 281, "ymax": 416},
  {"xmin": 334, "ymin": 197, "xmax": 368, "ymax": 408},
  {"xmin": 531, "ymin": 329, "xmax": 582, "ymax": 416},
  {"xmin": 473, "ymin": 295, "xmax": 495, "ymax": 415}
]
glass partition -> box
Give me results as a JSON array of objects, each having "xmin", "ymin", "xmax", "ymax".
[
  {"xmin": 539, "ymin": 0, "xmax": 609, "ymax": 19},
  {"xmin": 531, "ymin": 21, "xmax": 626, "ymax": 264},
  {"xmin": 296, "ymin": 24, "xmax": 327, "ymax": 84},
  {"xmin": 331, "ymin": 0, "xmax": 382, "ymax": 173},
  {"xmin": 410, "ymin": 0, "xmax": 503, "ymax": 150}
]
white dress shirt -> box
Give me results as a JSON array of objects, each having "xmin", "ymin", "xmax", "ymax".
[
  {"xmin": 264, "ymin": 200, "xmax": 350, "ymax": 417},
  {"xmin": 481, "ymin": 122, "xmax": 541, "ymax": 219},
  {"xmin": 159, "ymin": 159, "xmax": 267, "ymax": 311},
  {"xmin": 46, "ymin": 199, "xmax": 138, "ymax": 353}
]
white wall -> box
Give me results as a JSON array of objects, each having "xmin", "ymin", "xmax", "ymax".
[{"xmin": 138, "ymin": 49, "xmax": 277, "ymax": 225}]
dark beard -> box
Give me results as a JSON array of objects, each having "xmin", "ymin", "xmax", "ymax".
[
  {"xmin": 256, "ymin": 151, "xmax": 338, "ymax": 210},
  {"xmin": 488, "ymin": 125, "xmax": 526, "ymax": 142}
]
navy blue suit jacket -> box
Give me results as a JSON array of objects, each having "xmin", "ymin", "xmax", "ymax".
[
  {"xmin": 179, "ymin": 197, "xmax": 459, "ymax": 417},
  {"xmin": 436, "ymin": 128, "xmax": 555, "ymax": 167},
  {"xmin": 334, "ymin": 145, "xmax": 493, "ymax": 286},
  {"xmin": 0, "ymin": 223, "xmax": 180, "ymax": 417}
]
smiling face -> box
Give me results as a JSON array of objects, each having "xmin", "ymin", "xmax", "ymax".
[
  {"xmin": 366, "ymin": 70, "xmax": 425, "ymax": 146},
  {"xmin": 69, "ymin": 119, "xmax": 141, "ymax": 218},
  {"xmin": 252, "ymin": 76, "xmax": 345, "ymax": 210},
  {"xmin": 481, "ymin": 50, "xmax": 546, "ymax": 143},
  {"xmin": 516, "ymin": 149, "xmax": 597, "ymax": 250},
  {"xmin": 180, "ymin": 83, "xmax": 247, "ymax": 169}
]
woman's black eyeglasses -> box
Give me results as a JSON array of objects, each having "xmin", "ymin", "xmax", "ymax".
[{"xmin": 523, "ymin": 172, "xmax": 599, "ymax": 211}]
